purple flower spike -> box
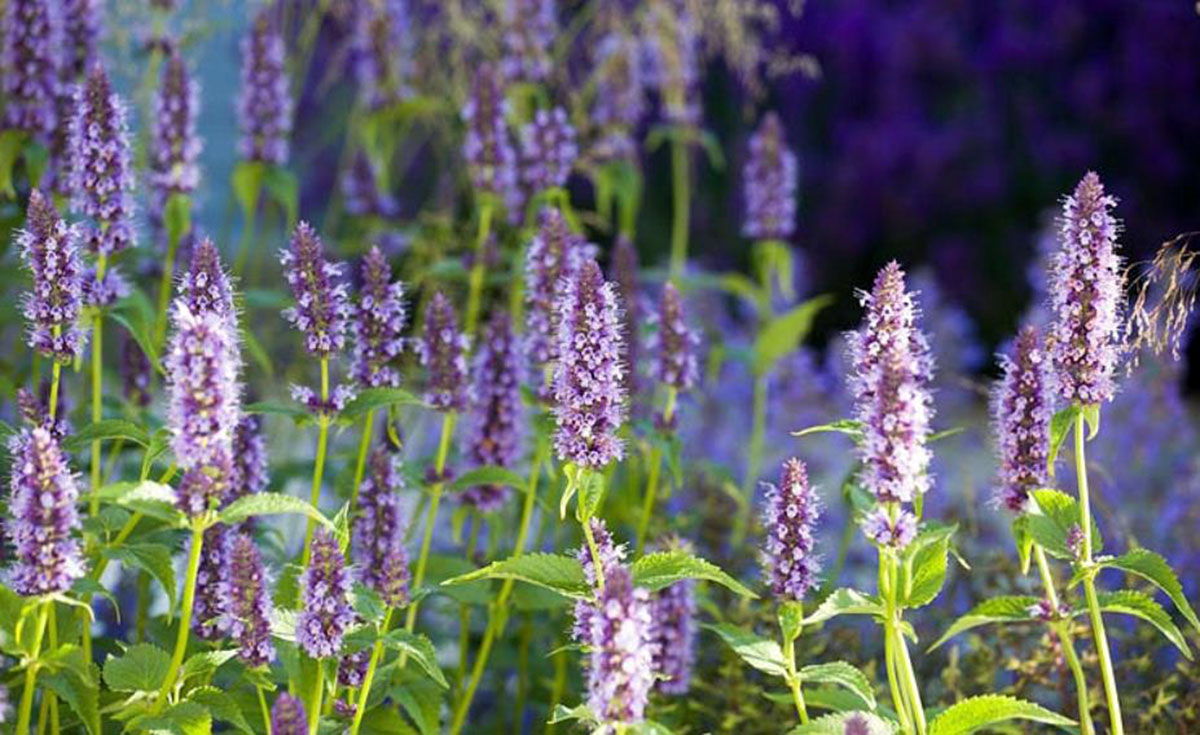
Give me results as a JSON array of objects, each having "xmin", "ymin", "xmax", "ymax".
[
  {"xmin": 179, "ymin": 237, "xmax": 235, "ymax": 325},
  {"xmin": 342, "ymin": 153, "xmax": 398, "ymax": 219},
  {"xmin": 846, "ymin": 262, "xmax": 935, "ymax": 505},
  {"xmin": 463, "ymin": 312, "xmax": 522, "ymax": 512},
  {"xmin": 297, "ymin": 528, "xmax": 353, "ymax": 659},
  {"xmin": 552, "ymin": 259, "xmax": 626, "ymax": 469},
  {"xmin": 520, "ymin": 107, "xmax": 577, "ymax": 194},
  {"xmin": 338, "ymin": 649, "xmax": 370, "ymax": 687},
  {"xmin": 229, "ymin": 415, "xmax": 269, "ymax": 504},
  {"xmin": 1, "ymin": 0, "xmax": 59, "ymax": 138},
  {"xmin": 81, "ymin": 265, "xmax": 130, "ymax": 308},
  {"xmin": 226, "ymin": 532, "xmax": 275, "ymax": 667},
  {"xmin": 591, "ymin": 32, "xmax": 645, "ymax": 160},
  {"xmin": 611, "ymin": 236, "xmax": 641, "ymax": 401},
  {"xmin": 651, "ymin": 282, "xmax": 698, "ymax": 393},
  {"xmin": 60, "ymin": 0, "xmax": 99, "ymax": 81},
  {"xmin": 19, "ymin": 190, "xmax": 85, "ymax": 364},
  {"xmin": 416, "ymin": 291, "xmax": 469, "ymax": 413},
  {"xmin": 742, "ymin": 112, "xmax": 798, "ymax": 241},
  {"xmin": 991, "ymin": 326, "xmax": 1052, "ymax": 513},
  {"xmin": 238, "ymin": 9, "xmax": 292, "ymax": 165},
  {"xmin": 5, "ymin": 428, "xmax": 85, "ymax": 596},
  {"xmin": 500, "ymin": 0, "xmax": 555, "ymax": 84},
  {"xmin": 150, "ymin": 50, "xmax": 202, "ymax": 201},
  {"xmin": 1049, "ymin": 171, "xmax": 1125, "ymax": 406},
  {"xmin": 649, "ymin": 538, "xmax": 696, "ymax": 695},
  {"xmin": 525, "ymin": 208, "xmax": 589, "ymax": 398},
  {"xmin": 761, "ymin": 458, "xmax": 821, "ymax": 603},
  {"xmin": 280, "ymin": 222, "xmax": 352, "ymax": 359},
  {"xmin": 193, "ymin": 525, "xmax": 231, "ymax": 641},
  {"xmin": 352, "ymin": 246, "xmax": 407, "ymax": 388},
  {"xmin": 586, "ymin": 566, "xmax": 656, "ymax": 732},
  {"xmin": 122, "ymin": 337, "xmax": 153, "ymax": 408},
  {"xmin": 862, "ymin": 507, "xmax": 918, "ymax": 550},
  {"xmin": 572, "ymin": 518, "xmax": 625, "ymax": 646},
  {"xmin": 70, "ymin": 64, "xmax": 136, "ymax": 257},
  {"xmin": 270, "ymin": 693, "xmax": 307, "ymax": 735},
  {"xmin": 643, "ymin": 0, "xmax": 700, "ymax": 127},
  {"xmin": 353, "ymin": 0, "xmax": 411, "ymax": 111},
  {"xmin": 461, "ymin": 62, "xmax": 519, "ymax": 209},
  {"xmin": 353, "ymin": 449, "xmax": 411, "ymax": 608}
]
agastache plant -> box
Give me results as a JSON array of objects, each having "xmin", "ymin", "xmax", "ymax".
[
  {"xmin": 648, "ymin": 537, "xmax": 697, "ymax": 696},
  {"xmin": 353, "ymin": 0, "xmax": 412, "ymax": 111},
  {"xmin": 585, "ymin": 566, "xmax": 657, "ymax": 733},
  {"xmin": 297, "ymin": 528, "xmax": 353, "ymax": 733},
  {"xmin": 270, "ymin": 693, "xmax": 307, "ymax": 735},
  {"xmin": 519, "ymin": 106, "xmax": 577, "ymax": 195},
  {"xmin": 150, "ymin": 50, "xmax": 202, "ymax": 202},
  {"xmin": 70, "ymin": 63, "xmax": 135, "ymax": 258},
  {"xmin": 462, "ymin": 311, "xmax": 522, "ymax": 512},
  {"xmin": 238, "ymin": 8, "xmax": 292, "ymax": 166},
  {"xmin": 1, "ymin": 0, "xmax": 59, "ymax": 139},
  {"xmin": 500, "ymin": 0, "xmax": 555, "ymax": 85},
  {"xmin": 525, "ymin": 207, "xmax": 588, "ymax": 400},
  {"xmin": 225, "ymin": 532, "xmax": 275, "ymax": 668},
  {"xmin": 743, "ymin": 112, "xmax": 798, "ymax": 242}
]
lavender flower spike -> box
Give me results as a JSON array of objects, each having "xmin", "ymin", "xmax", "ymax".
[
  {"xmin": 6, "ymin": 428, "xmax": 86, "ymax": 596},
  {"xmin": 500, "ymin": 0, "xmax": 555, "ymax": 84},
  {"xmin": 761, "ymin": 458, "xmax": 821, "ymax": 602},
  {"xmin": 353, "ymin": 0, "xmax": 412, "ymax": 111},
  {"xmin": 1, "ymin": 0, "xmax": 59, "ymax": 138},
  {"xmin": 586, "ymin": 566, "xmax": 657, "ymax": 732},
  {"xmin": 416, "ymin": 291, "xmax": 469, "ymax": 412},
  {"xmin": 226, "ymin": 532, "xmax": 276, "ymax": 667},
  {"xmin": 553, "ymin": 259, "xmax": 626, "ymax": 469},
  {"xmin": 179, "ymin": 237, "xmax": 236, "ymax": 325},
  {"xmin": 520, "ymin": 106, "xmax": 578, "ymax": 194},
  {"xmin": 351, "ymin": 245, "xmax": 407, "ymax": 388},
  {"xmin": 742, "ymin": 112, "xmax": 799, "ymax": 241},
  {"xmin": 649, "ymin": 537, "xmax": 696, "ymax": 695},
  {"xmin": 846, "ymin": 261, "xmax": 935, "ymax": 505},
  {"xmin": 591, "ymin": 32, "xmax": 645, "ymax": 160},
  {"xmin": 59, "ymin": 0, "xmax": 99, "ymax": 81},
  {"xmin": 462, "ymin": 312, "xmax": 522, "ymax": 511},
  {"xmin": 270, "ymin": 693, "xmax": 307, "ymax": 735},
  {"xmin": 862, "ymin": 507, "xmax": 918, "ymax": 550},
  {"xmin": 1048, "ymin": 171, "xmax": 1125, "ymax": 406},
  {"xmin": 238, "ymin": 9, "xmax": 292, "ymax": 165},
  {"xmin": 651, "ymin": 282, "xmax": 699, "ymax": 393},
  {"xmin": 991, "ymin": 326, "xmax": 1053, "ymax": 513},
  {"xmin": 280, "ymin": 222, "xmax": 352, "ymax": 359},
  {"xmin": 461, "ymin": 62, "xmax": 519, "ymax": 210},
  {"xmin": 525, "ymin": 208, "xmax": 588, "ymax": 397},
  {"xmin": 353, "ymin": 450, "xmax": 411, "ymax": 608},
  {"xmin": 193, "ymin": 525, "xmax": 231, "ymax": 641},
  {"xmin": 19, "ymin": 190, "xmax": 85, "ymax": 364},
  {"xmin": 229, "ymin": 414, "xmax": 269, "ymax": 504},
  {"xmin": 70, "ymin": 64, "xmax": 136, "ymax": 257},
  {"xmin": 150, "ymin": 50, "xmax": 203, "ymax": 200},
  {"xmin": 297, "ymin": 528, "xmax": 354, "ymax": 659},
  {"xmin": 572, "ymin": 518, "xmax": 626, "ymax": 645}
]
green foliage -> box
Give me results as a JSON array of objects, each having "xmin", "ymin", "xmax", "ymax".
[
  {"xmin": 900, "ymin": 524, "xmax": 956, "ymax": 608},
  {"xmin": 442, "ymin": 553, "xmax": 589, "ymax": 599},
  {"xmin": 217, "ymin": 492, "xmax": 335, "ymax": 534},
  {"xmin": 801, "ymin": 588, "xmax": 885, "ymax": 627},
  {"xmin": 752, "ymin": 295, "xmax": 833, "ymax": 376},
  {"xmin": 104, "ymin": 543, "xmax": 178, "ymax": 612},
  {"xmin": 928, "ymin": 596, "xmax": 1040, "ymax": 651},
  {"xmin": 1086, "ymin": 590, "xmax": 1191, "ymax": 658},
  {"xmin": 630, "ymin": 550, "xmax": 758, "ymax": 598},
  {"xmin": 450, "ymin": 465, "xmax": 527, "ymax": 493},
  {"xmin": 1090, "ymin": 548, "xmax": 1200, "ymax": 632},
  {"xmin": 925, "ymin": 694, "xmax": 1075, "ymax": 734},
  {"xmin": 1028, "ymin": 488, "xmax": 1102, "ymax": 558},
  {"xmin": 103, "ymin": 643, "xmax": 172, "ymax": 693},
  {"xmin": 797, "ymin": 662, "xmax": 877, "ymax": 711},
  {"xmin": 703, "ymin": 623, "xmax": 789, "ymax": 678},
  {"xmin": 788, "ymin": 712, "xmax": 897, "ymax": 734},
  {"xmin": 340, "ymin": 387, "xmax": 426, "ymax": 420}
]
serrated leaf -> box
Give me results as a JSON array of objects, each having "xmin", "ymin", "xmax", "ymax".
[
  {"xmin": 180, "ymin": 650, "xmax": 239, "ymax": 682},
  {"xmin": 1086, "ymin": 589, "xmax": 1191, "ymax": 658},
  {"xmin": 1047, "ymin": 406, "xmax": 1080, "ymax": 474},
  {"xmin": 140, "ymin": 700, "xmax": 213, "ymax": 735},
  {"xmin": 1099, "ymin": 548, "xmax": 1200, "ymax": 633},
  {"xmin": 791, "ymin": 419, "xmax": 864, "ymax": 440},
  {"xmin": 42, "ymin": 669, "xmax": 101, "ymax": 735},
  {"xmin": 788, "ymin": 711, "xmax": 897, "ymax": 734},
  {"xmin": 218, "ymin": 493, "xmax": 334, "ymax": 532},
  {"xmin": 548, "ymin": 703, "xmax": 596, "ymax": 725},
  {"xmin": 263, "ymin": 165, "xmax": 298, "ymax": 226},
  {"xmin": 1030, "ymin": 488, "xmax": 1101, "ymax": 558},
  {"xmin": 928, "ymin": 596, "xmax": 1040, "ymax": 651},
  {"xmin": 186, "ymin": 686, "xmax": 254, "ymax": 735},
  {"xmin": 802, "ymin": 588, "xmax": 884, "ymax": 626},
  {"xmin": 63, "ymin": 419, "xmax": 151, "ymax": 451},
  {"xmin": 779, "ymin": 600, "xmax": 805, "ymax": 643},
  {"xmin": 451, "ymin": 466, "xmax": 527, "ymax": 493},
  {"xmin": 1011, "ymin": 516, "xmax": 1034, "ymax": 575},
  {"xmin": 392, "ymin": 679, "xmax": 441, "ymax": 735},
  {"xmin": 703, "ymin": 623, "xmax": 788, "ymax": 678},
  {"xmin": 359, "ymin": 706, "xmax": 419, "ymax": 735},
  {"xmin": 100, "ymin": 480, "xmax": 185, "ymax": 527},
  {"xmin": 351, "ymin": 583, "xmax": 387, "ymax": 623},
  {"xmin": 797, "ymin": 662, "xmax": 876, "ymax": 711},
  {"xmin": 105, "ymin": 543, "xmax": 178, "ymax": 612},
  {"xmin": 340, "ymin": 387, "xmax": 425, "ymax": 419},
  {"xmin": 103, "ymin": 643, "xmax": 172, "ymax": 692},
  {"xmin": 379, "ymin": 629, "xmax": 448, "ymax": 688},
  {"xmin": 927, "ymin": 694, "xmax": 1075, "ymax": 734},
  {"xmin": 631, "ymin": 550, "xmax": 758, "ymax": 599},
  {"xmin": 232, "ymin": 161, "xmax": 266, "ymax": 220},
  {"xmin": 752, "ymin": 295, "xmax": 833, "ymax": 376},
  {"xmin": 902, "ymin": 525, "xmax": 956, "ymax": 608},
  {"xmin": 441, "ymin": 553, "xmax": 588, "ymax": 599}
]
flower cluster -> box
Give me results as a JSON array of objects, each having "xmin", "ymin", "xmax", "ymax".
[
  {"xmin": 500, "ymin": 0, "xmax": 555, "ymax": 84},
  {"xmin": 179, "ymin": 238, "xmax": 235, "ymax": 324},
  {"xmin": 590, "ymin": 32, "xmax": 645, "ymax": 160},
  {"xmin": 611, "ymin": 236, "xmax": 641, "ymax": 401},
  {"xmin": 238, "ymin": 9, "xmax": 292, "ymax": 165},
  {"xmin": 742, "ymin": 112, "xmax": 798, "ymax": 241},
  {"xmin": 289, "ymin": 384, "xmax": 357, "ymax": 417},
  {"xmin": 270, "ymin": 693, "xmax": 307, "ymax": 735},
  {"xmin": 463, "ymin": 312, "xmax": 522, "ymax": 511},
  {"xmin": 553, "ymin": 259, "xmax": 626, "ymax": 469},
  {"xmin": 150, "ymin": 50, "xmax": 202, "ymax": 200},
  {"xmin": 19, "ymin": 190, "xmax": 85, "ymax": 364},
  {"xmin": 585, "ymin": 566, "xmax": 657, "ymax": 732},
  {"xmin": 281, "ymin": 222, "xmax": 352, "ymax": 359},
  {"xmin": 461, "ymin": 63, "xmax": 518, "ymax": 209},
  {"xmin": 651, "ymin": 282, "xmax": 699, "ymax": 394},
  {"xmin": 760, "ymin": 458, "xmax": 821, "ymax": 602},
  {"xmin": 193, "ymin": 525, "xmax": 231, "ymax": 640},
  {"xmin": 353, "ymin": 450, "xmax": 411, "ymax": 608},
  {"xmin": 520, "ymin": 107, "xmax": 577, "ymax": 194},
  {"xmin": 70, "ymin": 64, "xmax": 136, "ymax": 256},
  {"xmin": 229, "ymin": 414, "xmax": 269, "ymax": 504},
  {"xmin": 1048, "ymin": 171, "xmax": 1125, "ymax": 405},
  {"xmin": 60, "ymin": 0, "xmax": 98, "ymax": 81},
  {"xmin": 81, "ymin": 265, "xmax": 129, "ymax": 308},
  {"xmin": 353, "ymin": 0, "xmax": 411, "ymax": 111},
  {"xmin": 351, "ymin": 246, "xmax": 406, "ymax": 388},
  {"xmin": 342, "ymin": 153, "xmax": 398, "ymax": 219},
  {"xmin": 416, "ymin": 291, "xmax": 469, "ymax": 412},
  {"xmin": 991, "ymin": 326, "xmax": 1053, "ymax": 513},
  {"xmin": 861, "ymin": 507, "xmax": 918, "ymax": 549},
  {"xmin": 297, "ymin": 528, "xmax": 354, "ymax": 659},
  {"xmin": 525, "ymin": 208, "xmax": 589, "ymax": 395},
  {"xmin": 1, "ymin": 0, "xmax": 59, "ymax": 138},
  {"xmin": 5, "ymin": 428, "xmax": 85, "ymax": 596},
  {"xmin": 649, "ymin": 538, "xmax": 696, "ymax": 695},
  {"xmin": 572, "ymin": 518, "xmax": 625, "ymax": 645},
  {"xmin": 642, "ymin": 0, "xmax": 700, "ymax": 127},
  {"xmin": 226, "ymin": 532, "xmax": 275, "ymax": 667}
]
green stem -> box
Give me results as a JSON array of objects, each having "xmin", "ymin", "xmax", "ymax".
[
  {"xmin": 668, "ymin": 137, "xmax": 689, "ymax": 278},
  {"xmin": 301, "ymin": 360, "xmax": 331, "ymax": 567},
  {"xmin": 234, "ymin": 200, "xmax": 258, "ymax": 278},
  {"xmin": 894, "ymin": 624, "xmax": 927, "ymax": 735},
  {"xmin": 16, "ymin": 603, "xmax": 50, "ymax": 735},
  {"xmin": 348, "ymin": 608, "xmax": 394, "ymax": 735},
  {"xmin": 1034, "ymin": 545, "xmax": 1094, "ymax": 735},
  {"xmin": 457, "ymin": 519, "xmax": 482, "ymax": 689},
  {"xmin": 350, "ymin": 409, "xmax": 376, "ymax": 509},
  {"xmin": 1074, "ymin": 412, "xmax": 1123, "ymax": 735},
  {"xmin": 257, "ymin": 685, "xmax": 272, "ymax": 735},
  {"xmin": 307, "ymin": 661, "xmax": 324, "ymax": 735},
  {"xmin": 153, "ymin": 524, "xmax": 206, "ymax": 714},
  {"xmin": 464, "ymin": 201, "xmax": 494, "ymax": 336},
  {"xmin": 48, "ymin": 356, "xmax": 61, "ymax": 422},
  {"xmin": 635, "ymin": 447, "xmax": 662, "ymax": 555},
  {"xmin": 735, "ymin": 373, "xmax": 768, "ymax": 546},
  {"xmin": 880, "ymin": 551, "xmax": 912, "ymax": 734},
  {"xmin": 84, "ymin": 274, "xmax": 106, "ymax": 665},
  {"xmin": 782, "ymin": 634, "xmax": 809, "ymax": 724},
  {"xmin": 546, "ymin": 647, "xmax": 567, "ymax": 735},
  {"xmin": 448, "ymin": 437, "xmax": 546, "ymax": 735},
  {"xmin": 47, "ymin": 605, "xmax": 59, "ymax": 735},
  {"xmin": 154, "ymin": 226, "xmax": 182, "ymax": 349},
  {"xmin": 581, "ymin": 509, "xmax": 606, "ymax": 594}
]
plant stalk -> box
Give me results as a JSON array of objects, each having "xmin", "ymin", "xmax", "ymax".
[
  {"xmin": 153, "ymin": 524, "xmax": 206, "ymax": 714},
  {"xmin": 1034, "ymin": 544, "xmax": 1094, "ymax": 735},
  {"xmin": 668, "ymin": 137, "xmax": 689, "ymax": 278},
  {"xmin": 301, "ymin": 359, "xmax": 331, "ymax": 567},
  {"xmin": 15, "ymin": 603, "xmax": 50, "ymax": 735},
  {"xmin": 348, "ymin": 608, "xmax": 394, "ymax": 735},
  {"xmin": 464, "ymin": 201, "xmax": 494, "ymax": 336}
]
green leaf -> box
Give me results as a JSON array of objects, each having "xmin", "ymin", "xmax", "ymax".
[
  {"xmin": 573, "ymin": 467, "xmax": 606, "ymax": 522},
  {"xmin": 779, "ymin": 600, "xmax": 805, "ymax": 643},
  {"xmin": 231, "ymin": 161, "xmax": 266, "ymax": 220},
  {"xmin": 927, "ymin": 596, "xmax": 1040, "ymax": 651},
  {"xmin": 63, "ymin": 419, "xmax": 151, "ymax": 451},
  {"xmin": 378, "ymin": 629, "xmax": 448, "ymax": 688},
  {"xmin": 788, "ymin": 712, "xmax": 897, "ymax": 734},
  {"xmin": 103, "ymin": 642, "xmax": 172, "ymax": 692},
  {"xmin": 450, "ymin": 466, "xmax": 527, "ymax": 493},
  {"xmin": 351, "ymin": 583, "xmax": 386, "ymax": 623},
  {"xmin": 359, "ymin": 707, "xmax": 418, "ymax": 735},
  {"xmin": 140, "ymin": 700, "xmax": 213, "ymax": 735},
  {"xmin": 99, "ymin": 481, "xmax": 186, "ymax": 527},
  {"xmin": 104, "ymin": 543, "xmax": 178, "ymax": 612},
  {"xmin": 340, "ymin": 387, "xmax": 426, "ymax": 419},
  {"xmin": 244, "ymin": 401, "xmax": 311, "ymax": 426},
  {"xmin": 111, "ymin": 291, "xmax": 164, "ymax": 375},
  {"xmin": 1047, "ymin": 406, "xmax": 1080, "ymax": 475},
  {"xmin": 902, "ymin": 524, "xmax": 956, "ymax": 608},
  {"xmin": 263, "ymin": 165, "xmax": 299, "ymax": 226},
  {"xmin": 180, "ymin": 650, "xmax": 239, "ymax": 682},
  {"xmin": 391, "ymin": 678, "xmax": 442, "ymax": 735},
  {"xmin": 186, "ymin": 687, "xmax": 254, "ymax": 735},
  {"xmin": 0, "ymin": 128, "xmax": 29, "ymax": 197},
  {"xmin": 703, "ymin": 623, "xmax": 788, "ymax": 678},
  {"xmin": 927, "ymin": 694, "xmax": 1076, "ymax": 735},
  {"xmin": 1099, "ymin": 548, "xmax": 1200, "ymax": 633},
  {"xmin": 1011, "ymin": 516, "xmax": 1034, "ymax": 575},
  {"xmin": 1086, "ymin": 590, "xmax": 1191, "ymax": 658},
  {"xmin": 797, "ymin": 662, "xmax": 876, "ymax": 711},
  {"xmin": 791, "ymin": 419, "xmax": 863, "ymax": 440},
  {"xmin": 802, "ymin": 588, "xmax": 884, "ymax": 626},
  {"xmin": 631, "ymin": 550, "xmax": 758, "ymax": 599},
  {"xmin": 441, "ymin": 553, "xmax": 588, "ymax": 599},
  {"xmin": 548, "ymin": 703, "xmax": 596, "ymax": 726},
  {"xmin": 1029, "ymin": 488, "xmax": 1101, "ymax": 558},
  {"xmin": 218, "ymin": 493, "xmax": 334, "ymax": 532},
  {"xmin": 752, "ymin": 295, "xmax": 833, "ymax": 376},
  {"xmin": 42, "ymin": 669, "xmax": 101, "ymax": 735},
  {"xmin": 164, "ymin": 193, "xmax": 192, "ymax": 249}
]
